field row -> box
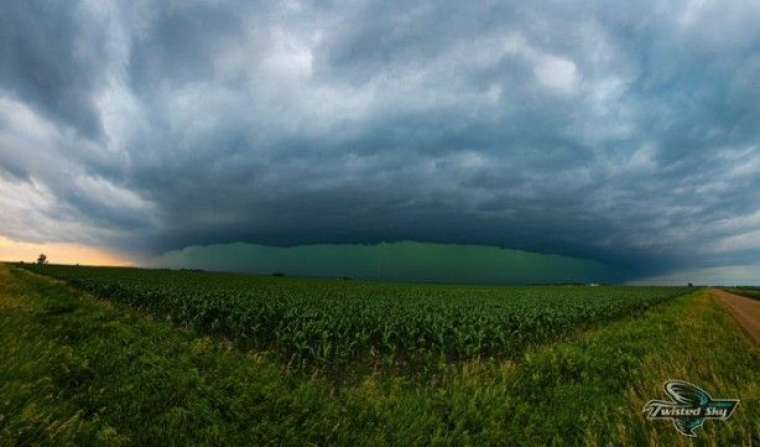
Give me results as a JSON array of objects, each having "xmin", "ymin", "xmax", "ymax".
[
  {"xmin": 20, "ymin": 264, "xmax": 691, "ymax": 367},
  {"xmin": 725, "ymin": 287, "xmax": 760, "ymax": 301}
]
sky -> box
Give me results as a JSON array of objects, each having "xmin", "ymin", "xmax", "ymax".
[
  {"xmin": 1, "ymin": 0, "xmax": 760, "ymax": 284},
  {"xmin": 151, "ymin": 242, "xmax": 617, "ymax": 284},
  {"xmin": 0, "ymin": 235, "xmax": 130, "ymax": 267}
]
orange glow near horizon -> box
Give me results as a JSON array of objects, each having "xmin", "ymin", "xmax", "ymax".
[{"xmin": 0, "ymin": 235, "xmax": 132, "ymax": 266}]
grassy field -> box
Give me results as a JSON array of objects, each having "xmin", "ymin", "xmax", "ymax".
[
  {"xmin": 1, "ymin": 263, "xmax": 758, "ymax": 445},
  {"xmin": 725, "ymin": 287, "xmax": 760, "ymax": 301}
]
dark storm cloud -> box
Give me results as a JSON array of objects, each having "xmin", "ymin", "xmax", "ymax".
[
  {"xmin": 0, "ymin": 1, "xmax": 110, "ymax": 138},
  {"xmin": 2, "ymin": 0, "xmax": 760, "ymax": 279}
]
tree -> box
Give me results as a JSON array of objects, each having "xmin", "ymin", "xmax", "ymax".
[{"xmin": 37, "ymin": 253, "xmax": 47, "ymax": 265}]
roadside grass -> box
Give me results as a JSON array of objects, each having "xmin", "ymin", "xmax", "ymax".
[
  {"xmin": 1, "ymin": 264, "xmax": 758, "ymax": 445},
  {"xmin": 725, "ymin": 287, "xmax": 760, "ymax": 301}
]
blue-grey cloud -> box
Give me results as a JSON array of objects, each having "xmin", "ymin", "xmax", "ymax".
[
  {"xmin": 1, "ymin": 0, "xmax": 760, "ymax": 280},
  {"xmin": 0, "ymin": 2, "xmax": 110, "ymax": 138}
]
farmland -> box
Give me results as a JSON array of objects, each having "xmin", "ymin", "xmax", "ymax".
[
  {"xmin": 19, "ymin": 264, "xmax": 688, "ymax": 369},
  {"xmin": 725, "ymin": 287, "xmax": 760, "ymax": 301},
  {"xmin": 2, "ymin": 263, "xmax": 758, "ymax": 445}
]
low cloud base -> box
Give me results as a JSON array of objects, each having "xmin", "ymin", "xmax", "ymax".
[{"xmin": 150, "ymin": 241, "xmax": 617, "ymax": 284}]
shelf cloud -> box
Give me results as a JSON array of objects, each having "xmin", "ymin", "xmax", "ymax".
[{"xmin": 2, "ymin": 0, "xmax": 760, "ymax": 281}]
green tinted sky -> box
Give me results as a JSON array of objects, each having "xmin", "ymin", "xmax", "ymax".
[{"xmin": 151, "ymin": 241, "xmax": 618, "ymax": 284}]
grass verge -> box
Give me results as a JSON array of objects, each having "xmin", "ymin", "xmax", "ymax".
[
  {"xmin": 725, "ymin": 287, "xmax": 760, "ymax": 301},
  {"xmin": 1, "ymin": 265, "xmax": 758, "ymax": 445}
]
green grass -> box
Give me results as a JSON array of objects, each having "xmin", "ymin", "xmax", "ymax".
[
  {"xmin": 1, "ymin": 264, "xmax": 758, "ymax": 445},
  {"xmin": 725, "ymin": 287, "xmax": 760, "ymax": 301}
]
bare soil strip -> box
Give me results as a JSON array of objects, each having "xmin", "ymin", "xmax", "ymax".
[{"xmin": 711, "ymin": 288, "xmax": 760, "ymax": 345}]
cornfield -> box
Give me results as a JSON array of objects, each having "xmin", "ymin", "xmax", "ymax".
[{"xmin": 22, "ymin": 264, "xmax": 690, "ymax": 367}]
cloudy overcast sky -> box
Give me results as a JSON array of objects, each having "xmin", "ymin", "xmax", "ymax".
[{"xmin": 1, "ymin": 0, "xmax": 760, "ymax": 283}]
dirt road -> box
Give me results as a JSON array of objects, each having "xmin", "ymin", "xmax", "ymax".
[{"xmin": 711, "ymin": 288, "xmax": 760, "ymax": 345}]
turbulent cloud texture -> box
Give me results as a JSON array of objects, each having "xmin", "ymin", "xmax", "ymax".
[{"xmin": 2, "ymin": 0, "xmax": 760, "ymax": 279}]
